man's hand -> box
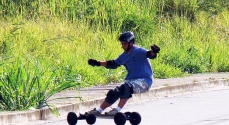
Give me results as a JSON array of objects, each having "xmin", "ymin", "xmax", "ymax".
[
  {"xmin": 151, "ymin": 44, "xmax": 160, "ymax": 53},
  {"xmin": 88, "ymin": 59, "xmax": 101, "ymax": 66}
]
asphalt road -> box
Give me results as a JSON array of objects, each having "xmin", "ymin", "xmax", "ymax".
[{"xmin": 28, "ymin": 86, "xmax": 229, "ymax": 125}]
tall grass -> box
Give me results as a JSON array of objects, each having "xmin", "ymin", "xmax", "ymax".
[
  {"xmin": 0, "ymin": 56, "xmax": 80, "ymax": 111},
  {"xmin": 0, "ymin": 0, "xmax": 229, "ymax": 110}
]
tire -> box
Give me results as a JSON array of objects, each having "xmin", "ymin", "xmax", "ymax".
[
  {"xmin": 67, "ymin": 112, "xmax": 78, "ymax": 125},
  {"xmin": 124, "ymin": 112, "xmax": 132, "ymax": 119},
  {"xmin": 86, "ymin": 114, "xmax": 96, "ymax": 124},
  {"xmin": 114, "ymin": 112, "xmax": 126, "ymax": 125},
  {"xmin": 129, "ymin": 112, "xmax": 141, "ymax": 125}
]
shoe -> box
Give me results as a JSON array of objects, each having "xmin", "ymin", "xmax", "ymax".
[
  {"xmin": 86, "ymin": 108, "xmax": 101, "ymax": 115},
  {"xmin": 105, "ymin": 108, "xmax": 119, "ymax": 115}
]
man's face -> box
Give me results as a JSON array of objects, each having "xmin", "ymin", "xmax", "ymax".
[
  {"xmin": 121, "ymin": 41, "xmax": 129, "ymax": 50},
  {"xmin": 120, "ymin": 41, "xmax": 133, "ymax": 51}
]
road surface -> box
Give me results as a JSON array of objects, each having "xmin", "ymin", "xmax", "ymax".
[{"xmin": 27, "ymin": 86, "xmax": 229, "ymax": 125}]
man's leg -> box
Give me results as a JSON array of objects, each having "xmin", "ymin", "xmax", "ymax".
[
  {"xmin": 117, "ymin": 98, "xmax": 128, "ymax": 108},
  {"xmin": 87, "ymin": 83, "xmax": 131, "ymax": 115},
  {"xmin": 98, "ymin": 98, "xmax": 128, "ymax": 113},
  {"xmin": 86, "ymin": 88, "xmax": 120, "ymax": 115},
  {"xmin": 100, "ymin": 100, "xmax": 112, "ymax": 110},
  {"xmin": 105, "ymin": 84, "xmax": 132, "ymax": 114},
  {"xmin": 96, "ymin": 88, "xmax": 121, "ymax": 113}
]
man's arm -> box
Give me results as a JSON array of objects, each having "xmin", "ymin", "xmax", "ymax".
[
  {"xmin": 146, "ymin": 44, "xmax": 160, "ymax": 59},
  {"xmin": 88, "ymin": 59, "xmax": 120, "ymax": 69}
]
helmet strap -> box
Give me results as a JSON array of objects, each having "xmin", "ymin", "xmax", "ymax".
[{"xmin": 125, "ymin": 42, "xmax": 133, "ymax": 52}]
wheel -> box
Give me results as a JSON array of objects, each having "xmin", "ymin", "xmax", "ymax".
[
  {"xmin": 124, "ymin": 112, "xmax": 132, "ymax": 119},
  {"xmin": 86, "ymin": 114, "xmax": 96, "ymax": 124},
  {"xmin": 67, "ymin": 112, "xmax": 78, "ymax": 125},
  {"xmin": 114, "ymin": 112, "xmax": 126, "ymax": 125},
  {"xmin": 129, "ymin": 112, "xmax": 141, "ymax": 125}
]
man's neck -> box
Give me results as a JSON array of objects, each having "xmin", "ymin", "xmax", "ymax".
[{"xmin": 125, "ymin": 45, "xmax": 134, "ymax": 54}]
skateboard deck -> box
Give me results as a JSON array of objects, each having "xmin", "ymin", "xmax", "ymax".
[
  {"xmin": 67, "ymin": 111, "xmax": 141, "ymax": 125},
  {"xmin": 86, "ymin": 113, "xmax": 115, "ymax": 119}
]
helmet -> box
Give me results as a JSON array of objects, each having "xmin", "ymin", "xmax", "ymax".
[{"xmin": 118, "ymin": 31, "xmax": 135, "ymax": 42}]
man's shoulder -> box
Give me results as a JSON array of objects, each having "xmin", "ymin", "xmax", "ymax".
[
  {"xmin": 133, "ymin": 45, "xmax": 147, "ymax": 53},
  {"xmin": 134, "ymin": 45, "xmax": 146, "ymax": 49}
]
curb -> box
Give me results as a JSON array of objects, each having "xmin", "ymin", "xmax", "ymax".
[{"xmin": 1, "ymin": 78, "xmax": 228, "ymax": 125}]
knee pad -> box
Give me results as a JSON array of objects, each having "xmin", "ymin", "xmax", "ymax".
[
  {"xmin": 119, "ymin": 84, "xmax": 133, "ymax": 99},
  {"xmin": 105, "ymin": 89, "xmax": 120, "ymax": 104}
]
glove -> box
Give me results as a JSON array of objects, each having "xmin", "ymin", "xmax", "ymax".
[
  {"xmin": 151, "ymin": 44, "xmax": 160, "ymax": 53},
  {"xmin": 88, "ymin": 59, "xmax": 101, "ymax": 66}
]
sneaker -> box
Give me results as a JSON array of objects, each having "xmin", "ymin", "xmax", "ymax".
[
  {"xmin": 105, "ymin": 108, "xmax": 119, "ymax": 115},
  {"xmin": 86, "ymin": 108, "xmax": 101, "ymax": 115}
]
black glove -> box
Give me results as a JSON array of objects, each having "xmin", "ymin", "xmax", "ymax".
[
  {"xmin": 88, "ymin": 59, "xmax": 101, "ymax": 66},
  {"xmin": 151, "ymin": 44, "xmax": 160, "ymax": 53}
]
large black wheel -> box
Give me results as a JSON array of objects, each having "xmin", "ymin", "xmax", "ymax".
[
  {"xmin": 124, "ymin": 112, "xmax": 132, "ymax": 119},
  {"xmin": 114, "ymin": 112, "xmax": 126, "ymax": 125},
  {"xmin": 67, "ymin": 112, "xmax": 78, "ymax": 125},
  {"xmin": 86, "ymin": 114, "xmax": 96, "ymax": 124},
  {"xmin": 129, "ymin": 112, "xmax": 141, "ymax": 125}
]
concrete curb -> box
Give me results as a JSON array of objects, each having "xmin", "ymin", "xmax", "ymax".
[{"xmin": 1, "ymin": 78, "xmax": 228, "ymax": 125}]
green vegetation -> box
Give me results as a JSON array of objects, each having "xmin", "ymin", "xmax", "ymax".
[
  {"xmin": 0, "ymin": 0, "xmax": 229, "ymax": 111},
  {"xmin": 0, "ymin": 57, "xmax": 79, "ymax": 111}
]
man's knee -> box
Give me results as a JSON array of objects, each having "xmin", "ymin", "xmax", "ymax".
[
  {"xmin": 119, "ymin": 83, "xmax": 133, "ymax": 99},
  {"xmin": 105, "ymin": 83, "xmax": 133, "ymax": 104},
  {"xmin": 105, "ymin": 89, "xmax": 119, "ymax": 104}
]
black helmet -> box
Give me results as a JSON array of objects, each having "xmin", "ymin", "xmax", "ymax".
[{"xmin": 118, "ymin": 31, "xmax": 135, "ymax": 42}]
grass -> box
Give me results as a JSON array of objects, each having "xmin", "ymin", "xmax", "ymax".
[
  {"xmin": 0, "ymin": 0, "xmax": 229, "ymax": 111},
  {"xmin": 0, "ymin": 56, "xmax": 80, "ymax": 111}
]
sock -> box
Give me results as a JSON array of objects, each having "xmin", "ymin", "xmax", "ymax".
[
  {"xmin": 116, "ymin": 106, "xmax": 122, "ymax": 112},
  {"xmin": 97, "ymin": 107, "xmax": 103, "ymax": 113}
]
